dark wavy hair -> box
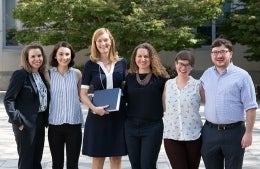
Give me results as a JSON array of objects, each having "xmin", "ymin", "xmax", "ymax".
[{"xmin": 49, "ymin": 41, "xmax": 75, "ymax": 67}]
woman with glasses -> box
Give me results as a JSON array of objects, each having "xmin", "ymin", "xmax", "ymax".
[{"xmin": 162, "ymin": 50, "xmax": 204, "ymax": 169}]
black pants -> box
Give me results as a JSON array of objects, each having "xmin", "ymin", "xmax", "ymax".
[
  {"xmin": 201, "ymin": 122, "xmax": 245, "ymax": 169},
  {"xmin": 164, "ymin": 137, "xmax": 202, "ymax": 169},
  {"xmin": 125, "ymin": 118, "xmax": 163, "ymax": 169},
  {"xmin": 48, "ymin": 124, "xmax": 82, "ymax": 169},
  {"xmin": 12, "ymin": 112, "xmax": 45, "ymax": 169}
]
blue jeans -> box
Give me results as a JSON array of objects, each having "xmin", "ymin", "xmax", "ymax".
[
  {"xmin": 125, "ymin": 118, "xmax": 163, "ymax": 169},
  {"xmin": 201, "ymin": 122, "xmax": 245, "ymax": 169}
]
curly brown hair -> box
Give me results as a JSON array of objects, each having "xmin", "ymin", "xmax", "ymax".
[{"xmin": 129, "ymin": 43, "xmax": 169, "ymax": 78}]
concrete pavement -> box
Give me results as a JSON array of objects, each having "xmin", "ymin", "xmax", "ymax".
[{"xmin": 0, "ymin": 91, "xmax": 260, "ymax": 169}]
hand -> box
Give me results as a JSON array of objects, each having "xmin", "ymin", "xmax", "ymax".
[
  {"xmin": 18, "ymin": 125, "xmax": 24, "ymax": 131},
  {"xmin": 241, "ymin": 132, "xmax": 253, "ymax": 148},
  {"xmin": 93, "ymin": 105, "xmax": 110, "ymax": 116}
]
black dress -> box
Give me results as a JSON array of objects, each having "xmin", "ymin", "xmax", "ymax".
[{"xmin": 81, "ymin": 58, "xmax": 127, "ymax": 157}]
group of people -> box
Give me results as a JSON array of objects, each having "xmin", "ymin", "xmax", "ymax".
[{"xmin": 3, "ymin": 27, "xmax": 258, "ymax": 169}]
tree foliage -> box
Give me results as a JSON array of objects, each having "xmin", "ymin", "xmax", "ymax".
[
  {"xmin": 13, "ymin": 0, "xmax": 224, "ymax": 59},
  {"xmin": 220, "ymin": 0, "xmax": 260, "ymax": 61}
]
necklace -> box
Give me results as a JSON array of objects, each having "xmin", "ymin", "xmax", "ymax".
[{"xmin": 136, "ymin": 73, "xmax": 152, "ymax": 86}]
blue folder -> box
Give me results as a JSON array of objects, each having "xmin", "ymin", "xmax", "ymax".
[{"xmin": 92, "ymin": 88, "xmax": 121, "ymax": 112}]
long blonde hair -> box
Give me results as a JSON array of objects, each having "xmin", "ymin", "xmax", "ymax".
[
  {"xmin": 129, "ymin": 43, "xmax": 169, "ymax": 78},
  {"xmin": 90, "ymin": 28, "xmax": 119, "ymax": 62}
]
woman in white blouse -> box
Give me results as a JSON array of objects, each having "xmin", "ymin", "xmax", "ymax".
[{"xmin": 162, "ymin": 50, "xmax": 204, "ymax": 169}]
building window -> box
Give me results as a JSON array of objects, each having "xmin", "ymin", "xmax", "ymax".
[
  {"xmin": 3, "ymin": 0, "xmax": 22, "ymax": 48},
  {"xmin": 196, "ymin": 2, "xmax": 231, "ymax": 46}
]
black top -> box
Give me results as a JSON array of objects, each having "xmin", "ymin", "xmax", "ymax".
[
  {"xmin": 124, "ymin": 73, "xmax": 168, "ymax": 121},
  {"xmin": 4, "ymin": 69, "xmax": 50, "ymax": 128}
]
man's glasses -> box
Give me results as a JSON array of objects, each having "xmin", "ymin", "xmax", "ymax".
[{"xmin": 211, "ymin": 50, "xmax": 230, "ymax": 55}]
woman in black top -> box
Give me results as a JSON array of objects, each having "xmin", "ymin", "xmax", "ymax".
[{"xmin": 123, "ymin": 43, "xmax": 169, "ymax": 169}]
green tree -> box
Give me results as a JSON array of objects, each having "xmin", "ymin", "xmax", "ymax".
[
  {"xmin": 220, "ymin": 0, "xmax": 260, "ymax": 61},
  {"xmin": 13, "ymin": 0, "xmax": 224, "ymax": 58}
]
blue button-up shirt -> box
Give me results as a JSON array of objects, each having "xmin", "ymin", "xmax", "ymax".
[{"xmin": 200, "ymin": 63, "xmax": 258, "ymax": 124}]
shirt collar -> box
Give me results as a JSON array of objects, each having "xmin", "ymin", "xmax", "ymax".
[
  {"xmin": 213, "ymin": 62, "xmax": 233, "ymax": 75},
  {"xmin": 52, "ymin": 67, "xmax": 72, "ymax": 73}
]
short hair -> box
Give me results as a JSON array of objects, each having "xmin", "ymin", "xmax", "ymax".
[
  {"xmin": 20, "ymin": 42, "xmax": 47, "ymax": 73},
  {"xmin": 175, "ymin": 50, "xmax": 195, "ymax": 67},
  {"xmin": 90, "ymin": 28, "xmax": 119, "ymax": 62},
  {"xmin": 49, "ymin": 41, "xmax": 75, "ymax": 67},
  {"xmin": 129, "ymin": 42, "xmax": 169, "ymax": 78},
  {"xmin": 211, "ymin": 38, "xmax": 233, "ymax": 52}
]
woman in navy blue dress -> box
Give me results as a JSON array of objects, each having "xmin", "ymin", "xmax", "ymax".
[{"xmin": 80, "ymin": 28, "xmax": 127, "ymax": 169}]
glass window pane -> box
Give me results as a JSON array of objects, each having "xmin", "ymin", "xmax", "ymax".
[{"xmin": 4, "ymin": 0, "xmax": 21, "ymax": 47}]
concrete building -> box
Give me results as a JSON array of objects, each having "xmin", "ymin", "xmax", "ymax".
[{"xmin": 1, "ymin": 0, "xmax": 260, "ymax": 91}]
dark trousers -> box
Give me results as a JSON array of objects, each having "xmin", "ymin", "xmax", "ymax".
[
  {"xmin": 201, "ymin": 122, "xmax": 245, "ymax": 169},
  {"xmin": 125, "ymin": 118, "xmax": 163, "ymax": 169},
  {"xmin": 164, "ymin": 137, "xmax": 202, "ymax": 169},
  {"xmin": 12, "ymin": 112, "xmax": 45, "ymax": 169},
  {"xmin": 48, "ymin": 124, "xmax": 82, "ymax": 169}
]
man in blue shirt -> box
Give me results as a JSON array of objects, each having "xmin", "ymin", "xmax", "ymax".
[{"xmin": 200, "ymin": 38, "xmax": 258, "ymax": 169}]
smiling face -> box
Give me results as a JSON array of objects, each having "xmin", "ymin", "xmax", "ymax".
[
  {"xmin": 28, "ymin": 48, "xmax": 43, "ymax": 72},
  {"xmin": 55, "ymin": 47, "xmax": 71, "ymax": 67},
  {"xmin": 135, "ymin": 48, "xmax": 151, "ymax": 73},
  {"xmin": 95, "ymin": 32, "xmax": 112, "ymax": 56},
  {"xmin": 211, "ymin": 44, "xmax": 233, "ymax": 72},
  {"xmin": 175, "ymin": 59, "xmax": 192, "ymax": 77}
]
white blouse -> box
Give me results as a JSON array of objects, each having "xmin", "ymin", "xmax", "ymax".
[{"xmin": 163, "ymin": 76, "xmax": 202, "ymax": 140}]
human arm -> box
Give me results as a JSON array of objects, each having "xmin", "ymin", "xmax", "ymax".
[
  {"xmin": 241, "ymin": 108, "xmax": 256, "ymax": 148},
  {"xmin": 199, "ymin": 83, "xmax": 205, "ymax": 103},
  {"xmin": 162, "ymin": 83, "xmax": 167, "ymax": 112},
  {"xmin": 75, "ymin": 68, "xmax": 82, "ymax": 97},
  {"xmin": 4, "ymin": 69, "xmax": 27, "ymax": 130},
  {"xmin": 80, "ymin": 87, "xmax": 109, "ymax": 116}
]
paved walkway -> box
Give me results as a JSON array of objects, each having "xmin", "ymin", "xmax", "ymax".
[{"xmin": 0, "ymin": 91, "xmax": 260, "ymax": 169}]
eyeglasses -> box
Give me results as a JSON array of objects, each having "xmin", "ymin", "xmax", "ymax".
[
  {"xmin": 211, "ymin": 50, "xmax": 230, "ymax": 55},
  {"xmin": 177, "ymin": 62, "xmax": 191, "ymax": 68}
]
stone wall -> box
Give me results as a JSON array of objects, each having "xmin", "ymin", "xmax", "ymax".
[{"xmin": 0, "ymin": 72, "xmax": 13, "ymax": 91}]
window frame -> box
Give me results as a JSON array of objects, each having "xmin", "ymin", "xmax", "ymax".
[{"xmin": 2, "ymin": 0, "xmax": 23, "ymax": 49}]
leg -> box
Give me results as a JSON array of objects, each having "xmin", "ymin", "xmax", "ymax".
[
  {"xmin": 201, "ymin": 124, "xmax": 224, "ymax": 169},
  {"xmin": 66, "ymin": 124, "xmax": 82, "ymax": 169},
  {"xmin": 109, "ymin": 156, "xmax": 122, "ymax": 169},
  {"xmin": 13, "ymin": 124, "xmax": 35, "ymax": 169},
  {"xmin": 33, "ymin": 113, "xmax": 45, "ymax": 169},
  {"xmin": 186, "ymin": 137, "xmax": 202, "ymax": 169},
  {"xmin": 125, "ymin": 118, "xmax": 141, "ymax": 169},
  {"xmin": 164, "ymin": 139, "xmax": 189, "ymax": 169},
  {"xmin": 223, "ymin": 124, "xmax": 245, "ymax": 169},
  {"xmin": 92, "ymin": 157, "xmax": 105, "ymax": 169},
  {"xmin": 48, "ymin": 125, "xmax": 65, "ymax": 169},
  {"xmin": 140, "ymin": 120, "xmax": 163, "ymax": 169}
]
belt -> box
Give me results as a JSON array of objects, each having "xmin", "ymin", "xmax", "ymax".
[{"xmin": 205, "ymin": 120, "xmax": 244, "ymax": 130}]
